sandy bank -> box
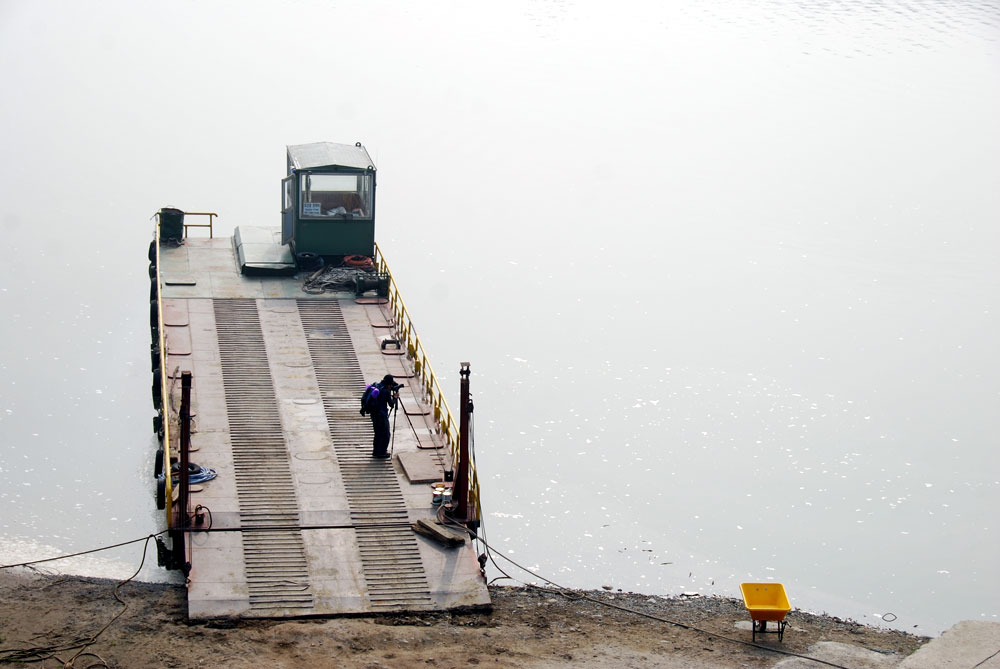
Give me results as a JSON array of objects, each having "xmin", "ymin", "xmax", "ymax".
[{"xmin": 0, "ymin": 570, "xmax": 927, "ymax": 668}]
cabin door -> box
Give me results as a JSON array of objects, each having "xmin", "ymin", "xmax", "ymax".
[{"xmin": 281, "ymin": 175, "xmax": 295, "ymax": 245}]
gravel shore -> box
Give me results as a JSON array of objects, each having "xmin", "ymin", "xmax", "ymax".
[{"xmin": 0, "ymin": 570, "xmax": 928, "ymax": 668}]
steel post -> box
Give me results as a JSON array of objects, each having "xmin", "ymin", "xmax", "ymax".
[
  {"xmin": 179, "ymin": 372, "xmax": 192, "ymax": 528},
  {"xmin": 452, "ymin": 363, "xmax": 472, "ymax": 524},
  {"xmin": 171, "ymin": 371, "xmax": 193, "ymax": 573}
]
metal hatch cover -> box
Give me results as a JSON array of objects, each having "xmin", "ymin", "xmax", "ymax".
[{"xmin": 233, "ymin": 226, "xmax": 297, "ymax": 276}]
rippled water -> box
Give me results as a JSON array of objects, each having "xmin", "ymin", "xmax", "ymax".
[{"xmin": 1, "ymin": 0, "xmax": 997, "ymax": 635}]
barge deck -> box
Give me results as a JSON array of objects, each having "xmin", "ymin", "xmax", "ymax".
[{"xmin": 154, "ymin": 234, "xmax": 489, "ymax": 619}]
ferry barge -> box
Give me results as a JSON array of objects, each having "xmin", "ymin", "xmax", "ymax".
[{"xmin": 148, "ymin": 142, "xmax": 488, "ymax": 619}]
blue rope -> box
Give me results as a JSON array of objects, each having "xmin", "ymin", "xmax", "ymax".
[
  {"xmin": 186, "ymin": 466, "xmax": 218, "ymax": 484},
  {"xmin": 157, "ymin": 465, "xmax": 218, "ymax": 485}
]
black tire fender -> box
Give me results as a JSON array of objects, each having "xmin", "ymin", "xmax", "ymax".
[
  {"xmin": 152, "ymin": 369, "xmax": 162, "ymax": 409},
  {"xmin": 156, "ymin": 476, "xmax": 166, "ymax": 510}
]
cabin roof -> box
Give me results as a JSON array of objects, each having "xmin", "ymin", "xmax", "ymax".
[{"xmin": 287, "ymin": 142, "xmax": 375, "ymax": 172}]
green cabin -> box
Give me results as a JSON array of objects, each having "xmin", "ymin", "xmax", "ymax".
[{"xmin": 281, "ymin": 142, "xmax": 376, "ymax": 258}]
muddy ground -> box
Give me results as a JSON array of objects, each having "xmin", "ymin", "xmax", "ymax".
[{"xmin": 0, "ymin": 570, "xmax": 928, "ymax": 668}]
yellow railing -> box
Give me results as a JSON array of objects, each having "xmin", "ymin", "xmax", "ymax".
[
  {"xmin": 152, "ymin": 210, "xmax": 217, "ymax": 238},
  {"xmin": 154, "ymin": 222, "xmax": 174, "ymax": 527},
  {"xmin": 182, "ymin": 212, "xmax": 217, "ymax": 238},
  {"xmin": 374, "ymin": 244, "xmax": 482, "ymax": 523}
]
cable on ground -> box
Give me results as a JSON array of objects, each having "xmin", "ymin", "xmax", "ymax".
[
  {"xmin": 191, "ymin": 504, "xmax": 214, "ymax": 531},
  {"xmin": 0, "ymin": 534, "xmax": 161, "ymax": 667},
  {"xmin": 972, "ymin": 647, "xmax": 1000, "ymax": 668}
]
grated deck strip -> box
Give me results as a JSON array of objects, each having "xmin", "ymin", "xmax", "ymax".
[
  {"xmin": 297, "ymin": 299, "xmax": 432, "ymax": 610},
  {"xmin": 214, "ymin": 299, "xmax": 314, "ymax": 612}
]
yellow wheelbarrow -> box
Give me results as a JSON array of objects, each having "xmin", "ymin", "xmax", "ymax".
[{"xmin": 740, "ymin": 583, "xmax": 791, "ymax": 642}]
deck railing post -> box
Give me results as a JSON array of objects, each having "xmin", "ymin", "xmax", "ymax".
[
  {"xmin": 167, "ymin": 371, "xmax": 193, "ymax": 574},
  {"xmin": 175, "ymin": 211, "xmax": 217, "ymax": 239},
  {"xmin": 451, "ymin": 363, "xmax": 472, "ymax": 524},
  {"xmin": 179, "ymin": 371, "xmax": 192, "ymax": 529}
]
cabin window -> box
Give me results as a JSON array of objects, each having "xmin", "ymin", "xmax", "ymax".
[
  {"xmin": 282, "ymin": 176, "xmax": 293, "ymax": 211},
  {"xmin": 300, "ymin": 172, "xmax": 373, "ymax": 218}
]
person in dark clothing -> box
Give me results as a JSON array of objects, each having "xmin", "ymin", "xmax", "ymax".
[{"xmin": 370, "ymin": 374, "xmax": 399, "ymax": 458}]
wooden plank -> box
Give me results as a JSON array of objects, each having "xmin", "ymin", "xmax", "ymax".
[
  {"xmin": 412, "ymin": 519, "xmax": 466, "ymax": 547},
  {"xmin": 398, "ymin": 451, "xmax": 444, "ymax": 483}
]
